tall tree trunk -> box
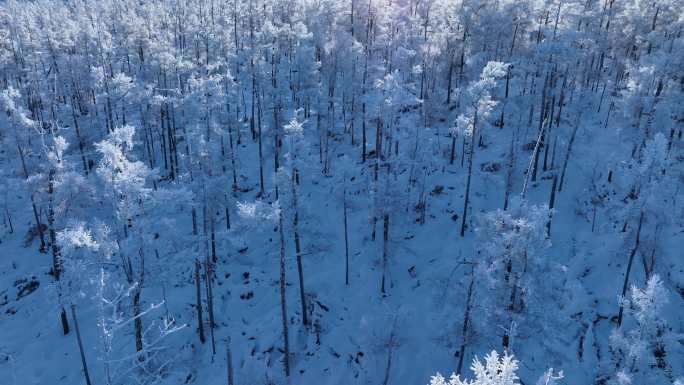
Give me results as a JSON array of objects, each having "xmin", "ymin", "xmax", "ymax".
[
  {"xmin": 558, "ymin": 114, "xmax": 581, "ymax": 192},
  {"xmin": 133, "ymin": 289, "xmax": 143, "ymax": 358},
  {"xmin": 617, "ymin": 211, "xmax": 644, "ymax": 327},
  {"xmin": 291, "ymin": 169, "xmax": 308, "ymax": 326},
  {"xmin": 71, "ymin": 304, "xmax": 92, "ymax": 385},
  {"xmin": 226, "ymin": 338, "xmax": 234, "ymax": 385},
  {"xmin": 343, "ymin": 184, "xmax": 350, "ymax": 286},
  {"xmin": 381, "ymin": 315, "xmax": 398, "ymax": 385},
  {"xmin": 460, "ymin": 110, "xmax": 478, "ymax": 237},
  {"xmin": 205, "ymin": 258, "xmax": 217, "ymax": 356},
  {"xmin": 278, "ymin": 212, "xmax": 291, "ymax": 377},
  {"xmin": 546, "ymin": 174, "xmax": 558, "ymax": 237},
  {"xmin": 503, "ymin": 133, "xmax": 516, "ymax": 210},
  {"xmin": 195, "ymin": 259, "xmax": 206, "ymax": 344},
  {"xmin": 456, "ymin": 265, "xmax": 475, "ymax": 375},
  {"xmin": 380, "ymin": 213, "xmax": 389, "ymax": 294},
  {"xmin": 48, "ymin": 169, "xmax": 70, "ymax": 335}
]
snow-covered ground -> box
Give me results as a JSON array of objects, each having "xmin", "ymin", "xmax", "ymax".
[{"xmin": 0, "ymin": 1, "xmax": 683, "ymax": 385}]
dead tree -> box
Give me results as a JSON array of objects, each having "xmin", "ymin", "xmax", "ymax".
[
  {"xmin": 381, "ymin": 315, "xmax": 399, "ymax": 385},
  {"xmin": 291, "ymin": 169, "xmax": 308, "ymax": 326},
  {"xmin": 617, "ymin": 211, "xmax": 644, "ymax": 327},
  {"xmin": 205, "ymin": 257, "xmax": 217, "ymax": 355},
  {"xmin": 48, "ymin": 169, "xmax": 70, "ymax": 335},
  {"xmin": 226, "ymin": 338, "xmax": 234, "ymax": 385},
  {"xmin": 195, "ymin": 259, "xmax": 206, "ymax": 344},
  {"xmin": 71, "ymin": 304, "xmax": 92, "ymax": 385},
  {"xmin": 503, "ymin": 133, "xmax": 516, "ymax": 210},
  {"xmin": 546, "ymin": 174, "xmax": 558, "ymax": 237},
  {"xmin": 381, "ymin": 213, "xmax": 390, "ymax": 294},
  {"xmin": 558, "ymin": 114, "xmax": 581, "ymax": 192},
  {"xmin": 278, "ymin": 212, "xmax": 291, "ymax": 377},
  {"xmin": 121, "ymin": 250, "xmax": 145, "ymax": 359},
  {"xmin": 456, "ymin": 265, "xmax": 476, "ymax": 375},
  {"xmin": 460, "ymin": 110, "xmax": 479, "ymax": 237},
  {"xmin": 343, "ymin": 184, "xmax": 350, "ymax": 286}
]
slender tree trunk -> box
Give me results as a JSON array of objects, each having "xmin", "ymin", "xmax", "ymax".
[
  {"xmin": 381, "ymin": 315, "xmax": 398, "ymax": 385},
  {"xmin": 71, "ymin": 304, "xmax": 92, "ymax": 385},
  {"xmin": 48, "ymin": 169, "xmax": 70, "ymax": 335},
  {"xmin": 343, "ymin": 184, "xmax": 350, "ymax": 286},
  {"xmin": 449, "ymin": 134, "xmax": 457, "ymax": 165},
  {"xmin": 380, "ymin": 213, "xmax": 389, "ymax": 294},
  {"xmin": 456, "ymin": 265, "xmax": 475, "ymax": 375},
  {"xmin": 278, "ymin": 212, "xmax": 290, "ymax": 377},
  {"xmin": 503, "ymin": 133, "xmax": 516, "ymax": 210},
  {"xmin": 226, "ymin": 338, "xmax": 234, "ymax": 385},
  {"xmin": 195, "ymin": 259, "xmax": 206, "ymax": 344},
  {"xmin": 291, "ymin": 169, "xmax": 308, "ymax": 326},
  {"xmin": 69, "ymin": 97, "xmax": 89, "ymax": 175},
  {"xmin": 257, "ymin": 90, "xmax": 265, "ymax": 197},
  {"xmin": 546, "ymin": 174, "xmax": 558, "ymax": 237},
  {"xmin": 132, "ymin": 252, "xmax": 145, "ymax": 360},
  {"xmin": 558, "ymin": 114, "xmax": 581, "ymax": 192},
  {"xmin": 617, "ymin": 211, "xmax": 644, "ymax": 327},
  {"xmin": 205, "ymin": 258, "xmax": 217, "ymax": 356},
  {"xmin": 133, "ymin": 289, "xmax": 143, "ymax": 359},
  {"xmin": 460, "ymin": 110, "xmax": 478, "ymax": 237}
]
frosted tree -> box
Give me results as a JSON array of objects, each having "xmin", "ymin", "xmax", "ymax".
[
  {"xmin": 613, "ymin": 133, "xmax": 677, "ymax": 325},
  {"xmin": 474, "ymin": 199, "xmax": 558, "ymax": 349},
  {"xmin": 0, "ymin": 86, "xmax": 47, "ymax": 252},
  {"xmin": 33, "ymin": 135, "xmax": 91, "ymax": 335},
  {"xmin": 429, "ymin": 350, "xmax": 563, "ymax": 385},
  {"xmin": 94, "ymin": 124, "xmax": 182, "ymax": 363},
  {"xmin": 59, "ymin": 222, "xmax": 184, "ymax": 385},
  {"xmin": 609, "ymin": 274, "xmax": 673, "ymax": 384},
  {"xmin": 280, "ymin": 112, "xmax": 310, "ymax": 326},
  {"xmin": 458, "ymin": 61, "xmax": 508, "ymax": 236}
]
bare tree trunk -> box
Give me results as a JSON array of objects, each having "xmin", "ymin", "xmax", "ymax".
[
  {"xmin": 617, "ymin": 211, "xmax": 644, "ymax": 327},
  {"xmin": 211, "ymin": 217, "xmax": 217, "ymax": 263},
  {"xmin": 381, "ymin": 315, "xmax": 398, "ymax": 385},
  {"xmin": 380, "ymin": 213, "xmax": 389, "ymax": 295},
  {"xmin": 460, "ymin": 110, "xmax": 478, "ymax": 237},
  {"xmin": 205, "ymin": 257, "xmax": 217, "ymax": 356},
  {"xmin": 291, "ymin": 169, "xmax": 308, "ymax": 326},
  {"xmin": 133, "ymin": 289, "xmax": 143, "ymax": 357},
  {"xmin": 446, "ymin": 52, "xmax": 455, "ymax": 105},
  {"xmin": 69, "ymin": 97, "xmax": 89, "ymax": 175},
  {"xmin": 48, "ymin": 169, "xmax": 70, "ymax": 335},
  {"xmin": 558, "ymin": 114, "xmax": 581, "ymax": 192},
  {"xmin": 546, "ymin": 174, "xmax": 558, "ymax": 237},
  {"xmin": 226, "ymin": 338, "xmax": 234, "ymax": 385},
  {"xmin": 343, "ymin": 184, "xmax": 350, "ymax": 286},
  {"xmin": 503, "ymin": 133, "xmax": 516, "ymax": 210},
  {"xmin": 257, "ymin": 89, "xmax": 265, "ymax": 197},
  {"xmin": 71, "ymin": 304, "xmax": 92, "ymax": 385},
  {"xmin": 456, "ymin": 265, "xmax": 475, "ymax": 375},
  {"xmin": 195, "ymin": 259, "xmax": 206, "ymax": 344},
  {"xmin": 278, "ymin": 212, "xmax": 291, "ymax": 377},
  {"xmin": 449, "ymin": 134, "xmax": 457, "ymax": 165}
]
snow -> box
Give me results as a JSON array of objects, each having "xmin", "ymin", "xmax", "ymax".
[{"xmin": 0, "ymin": 1, "xmax": 683, "ymax": 385}]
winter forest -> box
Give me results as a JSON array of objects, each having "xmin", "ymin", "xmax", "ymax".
[{"xmin": 0, "ymin": 0, "xmax": 682, "ymax": 384}]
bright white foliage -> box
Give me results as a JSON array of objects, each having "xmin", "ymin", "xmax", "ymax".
[
  {"xmin": 283, "ymin": 117, "xmax": 305, "ymax": 136},
  {"xmin": 535, "ymin": 369, "xmax": 565, "ymax": 385},
  {"xmin": 429, "ymin": 351, "xmax": 520, "ymax": 385},
  {"xmin": 630, "ymin": 274, "xmax": 668, "ymax": 329},
  {"xmin": 455, "ymin": 61, "xmax": 508, "ymax": 136},
  {"xmin": 57, "ymin": 223, "xmax": 98, "ymax": 253},
  {"xmin": 237, "ymin": 200, "xmax": 281, "ymax": 222},
  {"xmin": 610, "ymin": 274, "xmax": 669, "ymax": 371}
]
